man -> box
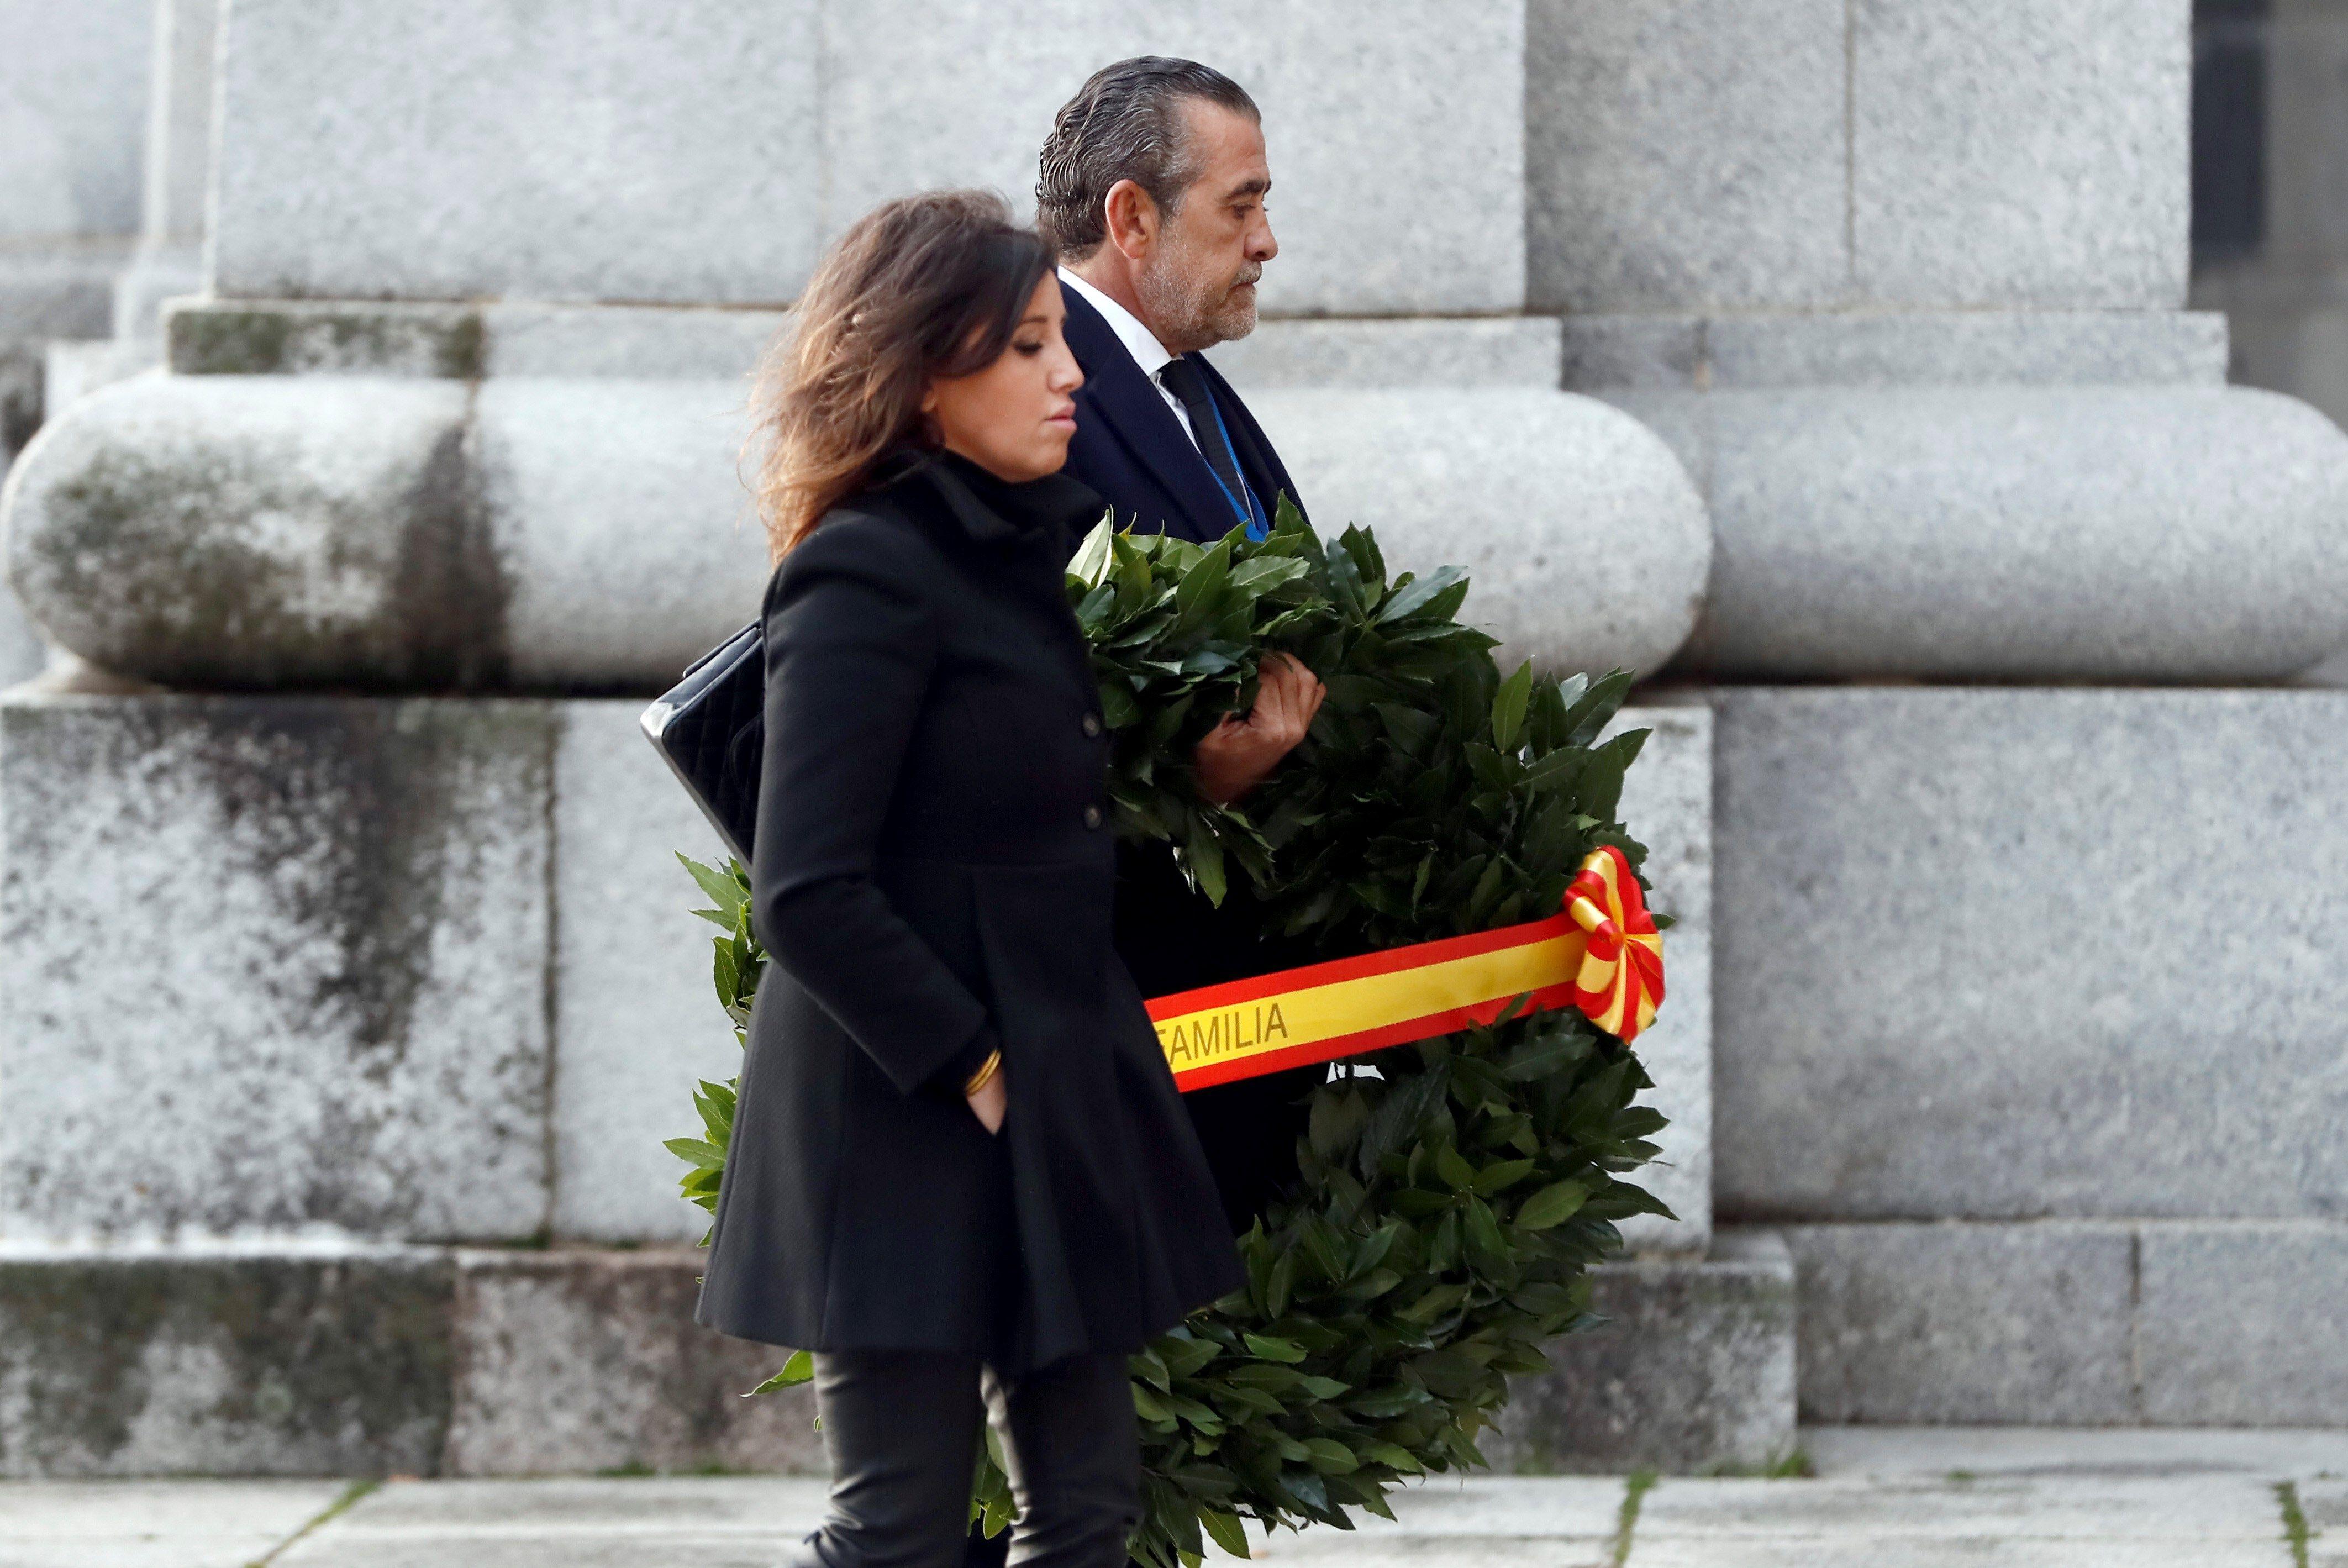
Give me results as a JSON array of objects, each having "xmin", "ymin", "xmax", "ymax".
[{"xmin": 1035, "ymin": 57, "xmax": 1329, "ymax": 1234}]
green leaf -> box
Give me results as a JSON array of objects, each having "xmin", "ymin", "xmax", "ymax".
[
  {"xmin": 1514, "ymin": 1179, "xmax": 1589, "ymax": 1230},
  {"xmin": 1067, "ymin": 515, "xmax": 1116, "ymax": 586},
  {"xmin": 1199, "ymin": 1509, "xmax": 1250, "ymax": 1558},
  {"xmin": 745, "ymin": 1349, "xmax": 813, "ymax": 1393},
  {"xmin": 1490, "ymin": 660, "xmax": 1534, "ymax": 751},
  {"xmin": 1243, "ymin": 1333, "xmax": 1307, "ymax": 1364}
]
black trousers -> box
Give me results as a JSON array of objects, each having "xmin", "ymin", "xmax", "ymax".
[{"xmin": 787, "ymin": 1348, "xmax": 1140, "ymax": 1568}]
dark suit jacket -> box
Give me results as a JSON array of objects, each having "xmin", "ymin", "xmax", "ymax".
[
  {"xmin": 693, "ymin": 449, "xmax": 1244, "ymax": 1373},
  {"xmin": 1059, "ymin": 285, "xmax": 1307, "ymax": 544},
  {"xmin": 1057, "ymin": 285, "xmax": 1327, "ymax": 1233}
]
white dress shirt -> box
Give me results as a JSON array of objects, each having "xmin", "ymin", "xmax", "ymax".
[{"xmin": 1056, "ymin": 265, "xmax": 1199, "ymax": 448}]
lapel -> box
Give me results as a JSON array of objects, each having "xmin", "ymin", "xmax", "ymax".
[
  {"xmin": 1060, "ymin": 286, "xmax": 1245, "ymax": 541},
  {"xmin": 1196, "ymin": 352, "xmax": 1308, "ymax": 527}
]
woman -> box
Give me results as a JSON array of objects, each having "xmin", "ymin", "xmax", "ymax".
[{"xmin": 692, "ymin": 190, "xmax": 1245, "ymax": 1568}]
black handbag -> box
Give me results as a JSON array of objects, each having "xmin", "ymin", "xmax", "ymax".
[{"xmin": 641, "ymin": 619, "xmax": 764, "ymax": 864}]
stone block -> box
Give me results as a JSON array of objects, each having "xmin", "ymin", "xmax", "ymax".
[
  {"xmin": 444, "ymin": 1250, "xmax": 823, "ymax": 1475},
  {"xmin": 1851, "ymin": 0, "xmax": 2191, "ymax": 308},
  {"xmin": 1632, "ymin": 1472, "xmax": 2288, "ymax": 1558},
  {"xmin": 0, "ymin": 1243, "xmax": 457, "ymax": 1477},
  {"xmin": 1702, "ymin": 311, "xmax": 2229, "ymax": 387},
  {"xmin": 1563, "ymin": 313, "xmax": 2229, "ymax": 392},
  {"xmin": 0, "ymin": 0, "xmax": 154, "ymax": 242},
  {"xmin": 1210, "ymin": 318, "xmax": 1563, "ymax": 390},
  {"xmin": 4, "ymin": 377, "xmax": 1695, "ymax": 690},
  {"xmin": 1711, "ymin": 688, "xmax": 2348, "ymax": 1223},
  {"xmin": 1527, "ymin": 0, "xmax": 1850, "ymax": 312},
  {"xmin": 2136, "ymin": 1222, "xmax": 2348, "ymax": 1425},
  {"xmin": 1784, "ymin": 1222, "xmax": 2136, "ymax": 1424},
  {"xmin": 4, "ymin": 374, "xmax": 488, "ymax": 688},
  {"xmin": 1607, "ymin": 704, "xmax": 1711, "ymax": 1256},
  {"xmin": 1487, "ymin": 1231, "xmax": 1797, "ymax": 1474},
  {"xmin": 139, "ymin": 0, "xmax": 221, "ymax": 251},
  {"xmin": 277, "ymin": 1475, "xmax": 833, "ymax": 1561},
  {"xmin": 473, "ymin": 379, "xmax": 766, "ymax": 690},
  {"xmin": 0, "ymin": 1476, "xmax": 346, "ymax": 1567},
  {"xmin": 0, "ymin": 694, "xmax": 554, "ymax": 1240},
  {"xmin": 1559, "ymin": 317, "xmax": 1704, "ymax": 392},
  {"xmin": 1684, "ymin": 385, "xmax": 2348, "ymax": 680},
  {"xmin": 164, "ymin": 299, "xmax": 790, "ymax": 382},
  {"xmin": 820, "ymin": 0, "xmax": 1525, "ymax": 315},
  {"xmin": 550, "ymin": 704, "xmax": 741, "ymax": 1243},
  {"xmin": 1249, "ymin": 388, "xmax": 1709, "ymax": 680},
  {"xmin": 3, "ymin": 374, "xmax": 767, "ymax": 692},
  {"xmin": 210, "ymin": 0, "xmax": 822, "ymax": 305}
]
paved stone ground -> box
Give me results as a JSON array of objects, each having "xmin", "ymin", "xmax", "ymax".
[{"xmin": 4, "ymin": 1428, "xmax": 2345, "ymax": 1567}]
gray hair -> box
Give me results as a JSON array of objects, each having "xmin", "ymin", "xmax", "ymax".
[{"xmin": 1036, "ymin": 57, "xmax": 1260, "ymax": 258}]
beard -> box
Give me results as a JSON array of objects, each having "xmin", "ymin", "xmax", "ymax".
[{"xmin": 1136, "ymin": 243, "xmax": 1261, "ymax": 353}]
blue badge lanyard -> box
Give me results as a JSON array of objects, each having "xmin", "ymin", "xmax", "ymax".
[{"xmin": 1193, "ymin": 377, "xmax": 1270, "ymax": 541}]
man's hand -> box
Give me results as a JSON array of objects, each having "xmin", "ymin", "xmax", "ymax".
[{"xmin": 1194, "ymin": 653, "xmax": 1327, "ymax": 806}]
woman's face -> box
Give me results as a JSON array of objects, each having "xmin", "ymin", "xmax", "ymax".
[{"xmin": 923, "ymin": 273, "xmax": 1084, "ymax": 483}]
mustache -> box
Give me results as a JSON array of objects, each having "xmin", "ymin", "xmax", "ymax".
[{"xmin": 1230, "ymin": 266, "xmax": 1262, "ymax": 289}]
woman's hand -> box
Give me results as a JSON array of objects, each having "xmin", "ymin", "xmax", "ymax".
[
  {"xmin": 967, "ymin": 1069, "xmax": 1008, "ymax": 1134},
  {"xmin": 1193, "ymin": 653, "xmax": 1327, "ymax": 806}
]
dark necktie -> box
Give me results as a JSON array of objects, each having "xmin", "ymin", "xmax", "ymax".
[{"xmin": 1156, "ymin": 355, "xmax": 1255, "ymax": 528}]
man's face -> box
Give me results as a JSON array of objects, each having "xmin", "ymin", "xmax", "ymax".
[{"xmin": 1136, "ymin": 101, "xmax": 1278, "ymax": 354}]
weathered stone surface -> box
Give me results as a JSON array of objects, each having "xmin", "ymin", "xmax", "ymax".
[
  {"xmin": 1211, "ymin": 318, "xmax": 1563, "ymax": 390},
  {"xmin": 550, "ymin": 704, "xmax": 739, "ymax": 1243},
  {"xmin": 1607, "ymin": 704, "xmax": 1710, "ymax": 1256},
  {"xmin": 0, "ymin": 1475, "xmax": 345, "ymax": 1568},
  {"xmin": 4, "ymin": 378, "xmax": 1695, "ymax": 690},
  {"xmin": 138, "ymin": 0, "xmax": 221, "ymax": 255},
  {"xmin": 1563, "ymin": 313, "xmax": 2229, "ymax": 391},
  {"xmin": 820, "ymin": 0, "xmax": 1525, "ymax": 315},
  {"xmin": 444, "ymin": 1251, "xmax": 823, "ymax": 1476},
  {"xmin": 473, "ymin": 380, "xmax": 764, "ymax": 690},
  {"xmin": 4, "ymin": 375, "xmax": 491, "ymax": 689},
  {"xmin": 1805, "ymin": 1424, "xmax": 2348, "ymax": 1480},
  {"xmin": 1250, "ymin": 389, "xmax": 1709, "ymax": 680},
  {"xmin": 0, "ymin": 0, "xmax": 154, "ymax": 243},
  {"xmin": 1528, "ymin": 0, "xmax": 1849, "ymax": 312},
  {"xmin": 1712, "ymin": 688, "xmax": 2348, "ymax": 1223},
  {"xmin": 210, "ymin": 0, "xmax": 822, "ymax": 305},
  {"xmin": 0, "ymin": 694, "xmax": 553, "ymax": 1240},
  {"xmin": 1684, "ymin": 386, "xmax": 2348, "ymax": 680},
  {"xmin": 1705, "ymin": 312, "xmax": 2229, "ymax": 387},
  {"xmin": 277, "ymin": 1475, "xmax": 834, "ymax": 1562},
  {"xmin": 1632, "ymin": 1473, "xmax": 2289, "ymax": 1563},
  {"xmin": 1784, "ymin": 1223, "xmax": 2135, "ymax": 1424},
  {"xmin": 2136, "ymin": 1222, "xmax": 2348, "ymax": 1426},
  {"xmin": 1488, "ymin": 1232, "xmax": 1796, "ymax": 1473},
  {"xmin": 0, "ymin": 1244, "xmax": 456, "ymax": 1477},
  {"xmin": 2, "ymin": 375, "xmax": 766, "ymax": 692},
  {"xmin": 165, "ymin": 299, "xmax": 788, "ymax": 381},
  {"xmin": 1851, "ymin": 0, "xmax": 2191, "ymax": 308}
]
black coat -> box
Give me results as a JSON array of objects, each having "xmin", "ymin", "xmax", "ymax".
[
  {"xmin": 692, "ymin": 449, "xmax": 1245, "ymax": 1373},
  {"xmin": 1057, "ymin": 286, "xmax": 1328, "ymax": 1234}
]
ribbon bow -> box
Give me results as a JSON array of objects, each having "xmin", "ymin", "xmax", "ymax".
[{"xmin": 1565, "ymin": 845, "xmax": 1665, "ymax": 1043}]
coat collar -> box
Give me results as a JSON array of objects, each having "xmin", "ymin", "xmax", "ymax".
[{"xmin": 873, "ymin": 446, "xmax": 1106, "ymax": 548}]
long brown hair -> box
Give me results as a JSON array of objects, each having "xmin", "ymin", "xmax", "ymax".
[{"xmin": 748, "ymin": 190, "xmax": 1058, "ymax": 560}]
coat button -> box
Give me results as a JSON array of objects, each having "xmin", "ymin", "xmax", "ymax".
[
  {"xmin": 1082, "ymin": 804, "xmax": 1103, "ymax": 830},
  {"xmin": 1082, "ymin": 712, "xmax": 1102, "ymax": 738}
]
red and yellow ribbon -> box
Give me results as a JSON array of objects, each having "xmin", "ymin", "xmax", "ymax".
[{"xmin": 1149, "ymin": 846, "xmax": 1664, "ymax": 1092}]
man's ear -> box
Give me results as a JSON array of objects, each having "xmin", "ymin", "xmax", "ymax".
[{"xmin": 1102, "ymin": 178, "xmax": 1158, "ymax": 261}]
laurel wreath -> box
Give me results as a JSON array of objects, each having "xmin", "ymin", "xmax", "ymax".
[{"xmin": 668, "ymin": 499, "xmax": 1668, "ymax": 1566}]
